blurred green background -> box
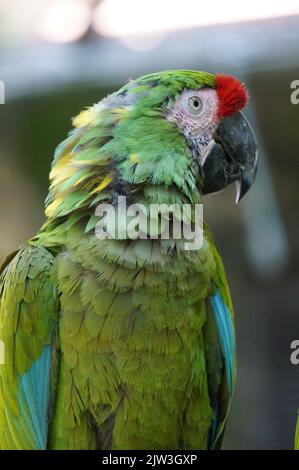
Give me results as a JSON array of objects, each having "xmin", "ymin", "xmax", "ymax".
[{"xmin": 1, "ymin": 0, "xmax": 299, "ymax": 450}]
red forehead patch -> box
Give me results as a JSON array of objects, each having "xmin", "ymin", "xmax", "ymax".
[{"xmin": 216, "ymin": 74, "xmax": 249, "ymax": 118}]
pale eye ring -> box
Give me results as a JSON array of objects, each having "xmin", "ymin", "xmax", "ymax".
[{"xmin": 187, "ymin": 96, "xmax": 203, "ymax": 115}]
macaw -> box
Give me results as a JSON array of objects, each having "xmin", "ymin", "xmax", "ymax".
[{"xmin": 0, "ymin": 70, "xmax": 257, "ymax": 450}]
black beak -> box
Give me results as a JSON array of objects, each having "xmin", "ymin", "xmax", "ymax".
[{"xmin": 202, "ymin": 112, "xmax": 258, "ymax": 202}]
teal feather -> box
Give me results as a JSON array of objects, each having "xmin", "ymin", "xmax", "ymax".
[
  {"xmin": 18, "ymin": 345, "xmax": 52, "ymax": 449},
  {"xmin": 210, "ymin": 290, "xmax": 235, "ymax": 395}
]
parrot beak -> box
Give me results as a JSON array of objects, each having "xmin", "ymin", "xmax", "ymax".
[{"xmin": 202, "ymin": 112, "xmax": 258, "ymax": 202}]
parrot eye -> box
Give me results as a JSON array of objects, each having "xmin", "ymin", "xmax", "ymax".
[{"xmin": 187, "ymin": 96, "xmax": 203, "ymax": 115}]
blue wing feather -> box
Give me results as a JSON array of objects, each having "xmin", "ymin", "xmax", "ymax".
[
  {"xmin": 18, "ymin": 345, "xmax": 52, "ymax": 449},
  {"xmin": 210, "ymin": 290, "xmax": 236, "ymax": 396},
  {"xmin": 208, "ymin": 288, "xmax": 236, "ymax": 448}
]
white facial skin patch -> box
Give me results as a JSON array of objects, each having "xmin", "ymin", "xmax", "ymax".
[
  {"xmin": 167, "ymin": 88, "xmax": 219, "ymax": 137},
  {"xmin": 167, "ymin": 88, "xmax": 220, "ymax": 165}
]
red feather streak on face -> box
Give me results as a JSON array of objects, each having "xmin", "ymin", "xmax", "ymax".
[{"xmin": 216, "ymin": 74, "xmax": 249, "ymax": 118}]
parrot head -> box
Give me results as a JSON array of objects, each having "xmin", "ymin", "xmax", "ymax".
[
  {"xmin": 165, "ymin": 73, "xmax": 258, "ymax": 202},
  {"xmin": 92, "ymin": 70, "xmax": 258, "ymax": 203},
  {"xmin": 46, "ymin": 70, "xmax": 258, "ymax": 223}
]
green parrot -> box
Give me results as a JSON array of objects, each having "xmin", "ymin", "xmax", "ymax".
[{"xmin": 0, "ymin": 70, "xmax": 257, "ymax": 450}]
